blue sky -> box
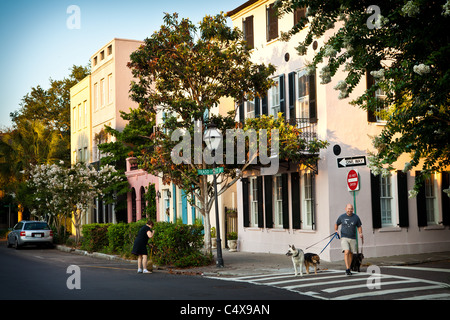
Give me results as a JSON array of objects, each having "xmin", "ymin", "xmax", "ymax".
[{"xmin": 0, "ymin": 0, "xmax": 244, "ymax": 129}]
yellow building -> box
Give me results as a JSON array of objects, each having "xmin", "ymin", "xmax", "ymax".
[{"xmin": 70, "ymin": 75, "xmax": 92, "ymax": 165}]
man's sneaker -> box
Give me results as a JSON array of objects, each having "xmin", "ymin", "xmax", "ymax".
[
  {"xmin": 346, "ymin": 269, "xmax": 352, "ymax": 276},
  {"xmin": 143, "ymin": 269, "xmax": 152, "ymax": 274},
  {"xmin": 137, "ymin": 269, "xmax": 143, "ymax": 273}
]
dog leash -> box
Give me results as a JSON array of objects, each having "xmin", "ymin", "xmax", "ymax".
[
  {"xmin": 319, "ymin": 232, "xmax": 340, "ymax": 255},
  {"xmin": 305, "ymin": 232, "xmax": 340, "ymax": 252}
]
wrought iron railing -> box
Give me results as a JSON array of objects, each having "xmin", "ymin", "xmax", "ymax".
[{"xmin": 288, "ymin": 118, "xmax": 318, "ymax": 146}]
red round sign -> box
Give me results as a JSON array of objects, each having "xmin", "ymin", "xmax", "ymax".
[{"xmin": 347, "ymin": 169, "xmax": 359, "ymax": 191}]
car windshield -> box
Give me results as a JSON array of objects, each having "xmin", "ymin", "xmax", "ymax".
[{"xmin": 24, "ymin": 222, "xmax": 50, "ymax": 230}]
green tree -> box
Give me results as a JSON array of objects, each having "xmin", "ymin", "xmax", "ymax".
[
  {"xmin": 128, "ymin": 13, "xmax": 328, "ymax": 254},
  {"xmin": 278, "ymin": 0, "xmax": 450, "ymax": 192}
]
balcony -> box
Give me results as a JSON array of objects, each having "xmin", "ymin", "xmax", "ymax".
[{"xmin": 288, "ymin": 118, "xmax": 318, "ymax": 146}]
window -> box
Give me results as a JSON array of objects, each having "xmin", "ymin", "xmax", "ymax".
[
  {"xmin": 83, "ymin": 101, "xmax": 87, "ymax": 128},
  {"xmin": 78, "ymin": 103, "xmax": 82, "ymax": 130},
  {"xmin": 100, "ymin": 78, "xmax": 105, "ymax": 107},
  {"xmin": 107, "ymin": 45, "xmax": 112, "ymax": 55},
  {"xmin": 367, "ymin": 71, "xmax": 388, "ymax": 122},
  {"xmin": 293, "ymin": 7, "xmax": 306, "ymax": 26},
  {"xmin": 380, "ymin": 175, "xmax": 393, "ymax": 226},
  {"xmin": 108, "ymin": 74, "xmax": 113, "ymax": 104},
  {"xmin": 302, "ymin": 172, "xmax": 314, "ymax": 229},
  {"xmin": 73, "ymin": 107, "xmax": 77, "ymax": 131},
  {"xmin": 163, "ymin": 190, "xmax": 170, "ymax": 220},
  {"xmin": 243, "ymin": 16, "xmax": 254, "ymax": 49},
  {"xmin": 269, "ymin": 77, "xmax": 280, "ymax": 117},
  {"xmin": 266, "ymin": 3, "xmax": 278, "ymax": 42},
  {"xmin": 245, "ymin": 99, "xmax": 255, "ymax": 119},
  {"xmin": 273, "ymin": 175, "xmax": 283, "ymax": 228},
  {"xmin": 94, "ymin": 83, "xmax": 99, "ymax": 111},
  {"xmin": 425, "ymin": 173, "xmax": 439, "ymax": 225},
  {"xmin": 84, "ymin": 147, "xmax": 88, "ymax": 162},
  {"xmin": 100, "ymin": 50, "xmax": 105, "ymax": 60},
  {"xmin": 297, "ymin": 69, "xmax": 310, "ymax": 119},
  {"xmin": 249, "ymin": 177, "xmax": 258, "ymax": 227},
  {"xmin": 93, "ymin": 56, "xmax": 98, "ymax": 66}
]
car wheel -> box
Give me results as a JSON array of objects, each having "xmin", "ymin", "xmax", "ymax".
[
  {"xmin": 14, "ymin": 238, "xmax": 21, "ymax": 250},
  {"xmin": 7, "ymin": 238, "xmax": 12, "ymax": 248}
]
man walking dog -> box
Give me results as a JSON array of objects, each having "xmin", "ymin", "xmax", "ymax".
[{"xmin": 335, "ymin": 204, "xmax": 363, "ymax": 275}]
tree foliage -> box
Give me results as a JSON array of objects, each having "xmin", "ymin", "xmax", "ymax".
[
  {"xmin": 277, "ymin": 0, "xmax": 450, "ymax": 190},
  {"xmin": 127, "ymin": 13, "xmax": 328, "ymax": 254}
]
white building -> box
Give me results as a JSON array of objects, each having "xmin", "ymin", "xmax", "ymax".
[{"xmin": 228, "ymin": 0, "xmax": 450, "ymax": 261}]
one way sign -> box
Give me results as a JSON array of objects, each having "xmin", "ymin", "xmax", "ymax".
[{"xmin": 337, "ymin": 156, "xmax": 366, "ymax": 168}]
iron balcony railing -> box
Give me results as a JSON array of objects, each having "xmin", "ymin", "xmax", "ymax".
[{"xmin": 288, "ymin": 118, "xmax": 318, "ymax": 146}]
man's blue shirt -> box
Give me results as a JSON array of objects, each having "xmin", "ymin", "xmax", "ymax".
[{"xmin": 336, "ymin": 213, "xmax": 362, "ymax": 239}]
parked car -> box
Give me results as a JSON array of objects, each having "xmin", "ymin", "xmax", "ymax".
[{"xmin": 7, "ymin": 221, "xmax": 53, "ymax": 249}]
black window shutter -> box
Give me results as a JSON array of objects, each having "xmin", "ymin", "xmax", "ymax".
[
  {"xmin": 370, "ymin": 172, "xmax": 382, "ymax": 229},
  {"xmin": 242, "ymin": 178, "xmax": 250, "ymax": 228},
  {"xmin": 279, "ymin": 74, "xmax": 286, "ymax": 118},
  {"xmin": 397, "ymin": 170, "xmax": 409, "ymax": 228},
  {"xmin": 308, "ymin": 71, "xmax": 317, "ymax": 123},
  {"xmin": 243, "ymin": 16, "xmax": 254, "ymax": 50},
  {"xmin": 264, "ymin": 175, "xmax": 273, "ymax": 228},
  {"xmin": 261, "ymin": 95, "xmax": 268, "ymax": 115},
  {"xmin": 255, "ymin": 96, "xmax": 260, "ymax": 118},
  {"xmin": 291, "ymin": 172, "xmax": 301, "ymax": 229},
  {"xmin": 257, "ymin": 176, "xmax": 264, "ymax": 228},
  {"xmin": 366, "ymin": 71, "xmax": 377, "ymax": 122},
  {"xmin": 441, "ymin": 172, "xmax": 450, "ymax": 226},
  {"xmin": 282, "ymin": 173, "xmax": 289, "ymax": 229},
  {"xmin": 416, "ymin": 171, "xmax": 428, "ymax": 227},
  {"xmin": 311, "ymin": 173, "xmax": 316, "ymax": 230},
  {"xmin": 288, "ymin": 71, "xmax": 296, "ymax": 120},
  {"xmin": 238, "ymin": 100, "xmax": 245, "ymax": 123},
  {"xmin": 266, "ymin": 4, "xmax": 278, "ymax": 42}
]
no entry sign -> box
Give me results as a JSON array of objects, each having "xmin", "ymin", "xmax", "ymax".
[{"xmin": 347, "ymin": 169, "xmax": 360, "ymax": 191}]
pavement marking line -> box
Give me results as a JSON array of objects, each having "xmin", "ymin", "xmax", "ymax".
[
  {"xmin": 322, "ymin": 279, "xmax": 416, "ymax": 293},
  {"xmin": 283, "ymin": 273, "xmax": 368, "ymax": 290},
  {"xmin": 333, "ymin": 285, "xmax": 445, "ymax": 300},
  {"xmin": 383, "ymin": 265, "xmax": 450, "ymax": 273},
  {"xmin": 398, "ymin": 293, "xmax": 450, "ymax": 300}
]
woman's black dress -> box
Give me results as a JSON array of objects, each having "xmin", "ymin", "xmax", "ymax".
[{"xmin": 132, "ymin": 225, "xmax": 151, "ymax": 255}]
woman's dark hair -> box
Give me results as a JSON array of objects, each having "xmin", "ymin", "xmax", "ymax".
[{"xmin": 147, "ymin": 219, "xmax": 154, "ymax": 227}]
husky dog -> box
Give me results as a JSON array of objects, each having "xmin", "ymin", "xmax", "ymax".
[
  {"xmin": 286, "ymin": 245, "xmax": 304, "ymax": 276},
  {"xmin": 304, "ymin": 253, "xmax": 320, "ymax": 275}
]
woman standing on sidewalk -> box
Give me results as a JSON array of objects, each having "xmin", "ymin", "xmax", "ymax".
[{"xmin": 132, "ymin": 220, "xmax": 154, "ymax": 273}]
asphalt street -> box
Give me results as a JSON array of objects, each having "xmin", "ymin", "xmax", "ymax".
[{"xmin": 0, "ymin": 242, "xmax": 304, "ymax": 301}]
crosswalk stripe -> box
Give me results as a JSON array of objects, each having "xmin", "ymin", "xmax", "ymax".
[
  {"xmin": 383, "ymin": 266, "xmax": 450, "ymax": 273},
  {"xmin": 206, "ymin": 269, "xmax": 450, "ymax": 300},
  {"xmin": 322, "ymin": 279, "xmax": 416, "ymax": 293},
  {"xmin": 334, "ymin": 285, "xmax": 445, "ymax": 300},
  {"xmin": 398, "ymin": 293, "xmax": 450, "ymax": 300}
]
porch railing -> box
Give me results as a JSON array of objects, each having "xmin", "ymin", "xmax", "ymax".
[{"xmin": 288, "ymin": 118, "xmax": 318, "ymax": 146}]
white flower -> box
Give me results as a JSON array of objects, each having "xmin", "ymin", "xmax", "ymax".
[
  {"xmin": 319, "ymin": 65, "xmax": 332, "ymax": 84},
  {"xmin": 323, "ymin": 44, "xmax": 337, "ymax": 58},
  {"xmin": 408, "ymin": 189, "xmax": 419, "ymax": 198},
  {"xmin": 402, "ymin": 1, "xmax": 420, "ymax": 17},
  {"xmin": 442, "ymin": 0, "xmax": 450, "ymax": 16},
  {"xmin": 370, "ymin": 68, "xmax": 385, "ymax": 80},
  {"xmin": 402, "ymin": 162, "xmax": 412, "ymax": 173},
  {"xmin": 334, "ymin": 80, "xmax": 347, "ymax": 91},
  {"xmin": 413, "ymin": 63, "xmax": 431, "ymax": 75},
  {"xmin": 444, "ymin": 188, "xmax": 450, "ymax": 198}
]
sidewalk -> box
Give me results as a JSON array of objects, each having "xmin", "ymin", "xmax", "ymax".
[{"xmin": 55, "ymin": 245, "xmax": 450, "ymax": 277}]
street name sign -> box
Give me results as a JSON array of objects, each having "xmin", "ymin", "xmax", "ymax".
[
  {"xmin": 197, "ymin": 167, "xmax": 224, "ymax": 175},
  {"xmin": 337, "ymin": 156, "xmax": 366, "ymax": 168}
]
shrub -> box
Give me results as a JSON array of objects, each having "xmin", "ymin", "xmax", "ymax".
[
  {"xmin": 149, "ymin": 221, "xmax": 212, "ymax": 268},
  {"xmin": 107, "ymin": 223, "xmax": 129, "ymax": 253},
  {"xmin": 81, "ymin": 223, "xmax": 111, "ymax": 252}
]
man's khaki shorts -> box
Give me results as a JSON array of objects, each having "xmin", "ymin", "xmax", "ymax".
[{"xmin": 341, "ymin": 237, "xmax": 357, "ymax": 253}]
